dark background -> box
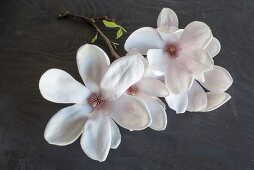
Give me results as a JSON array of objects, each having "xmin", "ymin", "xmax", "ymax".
[{"xmin": 0, "ymin": 0, "xmax": 254, "ymax": 169}]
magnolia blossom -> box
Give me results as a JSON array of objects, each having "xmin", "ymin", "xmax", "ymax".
[
  {"xmin": 156, "ymin": 8, "xmax": 221, "ymax": 83},
  {"xmin": 39, "ymin": 44, "xmax": 152, "ymax": 162},
  {"xmin": 122, "ymin": 50, "xmax": 168, "ymax": 130},
  {"xmin": 125, "ymin": 9, "xmax": 215, "ymax": 95},
  {"xmin": 154, "ymin": 9, "xmax": 232, "ymax": 113},
  {"xmin": 127, "ymin": 62, "xmax": 169, "ymax": 130}
]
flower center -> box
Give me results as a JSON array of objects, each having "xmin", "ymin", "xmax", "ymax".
[
  {"xmin": 165, "ymin": 44, "xmax": 178, "ymax": 57},
  {"xmin": 88, "ymin": 94, "xmax": 103, "ymax": 108},
  {"xmin": 127, "ymin": 86, "xmax": 137, "ymax": 96}
]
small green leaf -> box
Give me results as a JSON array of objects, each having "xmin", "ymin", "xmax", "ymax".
[
  {"xmin": 119, "ymin": 26, "xmax": 127, "ymax": 33},
  {"xmin": 102, "ymin": 20, "xmax": 119, "ymax": 28},
  {"xmin": 102, "ymin": 20, "xmax": 127, "ymax": 34},
  {"xmin": 116, "ymin": 28, "xmax": 123, "ymax": 39},
  {"xmin": 112, "ymin": 42, "xmax": 119, "ymax": 49},
  {"xmin": 91, "ymin": 33, "xmax": 98, "ymax": 43}
]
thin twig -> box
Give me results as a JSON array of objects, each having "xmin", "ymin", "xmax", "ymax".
[{"xmin": 57, "ymin": 10, "xmax": 120, "ymax": 59}]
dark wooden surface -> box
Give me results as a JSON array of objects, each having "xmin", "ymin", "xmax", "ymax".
[{"xmin": 0, "ymin": 0, "xmax": 254, "ymax": 169}]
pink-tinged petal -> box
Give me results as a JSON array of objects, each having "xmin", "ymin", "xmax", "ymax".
[
  {"xmin": 138, "ymin": 94, "xmax": 167, "ymax": 131},
  {"xmin": 179, "ymin": 21, "xmax": 212, "ymax": 49},
  {"xmin": 136, "ymin": 77, "xmax": 169, "ymax": 97},
  {"xmin": 157, "ymin": 8, "xmax": 178, "ymax": 29},
  {"xmin": 107, "ymin": 95, "xmax": 151, "ymax": 131},
  {"xmin": 147, "ymin": 49, "xmax": 171, "ymax": 76},
  {"xmin": 44, "ymin": 104, "xmax": 92, "ymax": 146},
  {"xmin": 109, "ymin": 119, "xmax": 121, "ymax": 149},
  {"xmin": 152, "ymin": 96, "xmax": 166, "ymax": 110},
  {"xmin": 124, "ymin": 27, "xmax": 164, "ymax": 55},
  {"xmin": 177, "ymin": 49, "xmax": 214, "ymax": 75},
  {"xmin": 187, "ymin": 81, "xmax": 207, "ymax": 112},
  {"xmin": 100, "ymin": 54, "xmax": 145, "ymax": 100},
  {"xmin": 202, "ymin": 92, "xmax": 231, "ymax": 112},
  {"xmin": 165, "ymin": 92, "xmax": 188, "ymax": 113},
  {"xmin": 205, "ymin": 37, "xmax": 221, "ymax": 58},
  {"xmin": 39, "ymin": 69, "xmax": 91, "ymax": 104},
  {"xmin": 80, "ymin": 110, "xmax": 111, "ymax": 162},
  {"xmin": 77, "ymin": 44, "xmax": 110, "ymax": 93},
  {"xmin": 165, "ymin": 60, "xmax": 194, "ymax": 94},
  {"xmin": 200, "ymin": 65, "xmax": 233, "ymax": 93}
]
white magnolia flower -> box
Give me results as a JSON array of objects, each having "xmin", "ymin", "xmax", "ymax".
[
  {"xmin": 155, "ymin": 8, "xmax": 230, "ymax": 113},
  {"xmin": 124, "ymin": 50, "xmax": 168, "ymax": 130},
  {"xmin": 156, "ymin": 8, "xmax": 221, "ymax": 83},
  {"xmin": 126, "ymin": 72, "xmax": 168, "ymax": 130},
  {"xmin": 125, "ymin": 8, "xmax": 215, "ymax": 95},
  {"xmin": 39, "ymin": 44, "xmax": 152, "ymax": 162},
  {"xmin": 154, "ymin": 9, "xmax": 232, "ymax": 113}
]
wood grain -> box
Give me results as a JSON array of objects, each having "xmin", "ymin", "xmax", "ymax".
[{"xmin": 0, "ymin": 0, "xmax": 254, "ymax": 169}]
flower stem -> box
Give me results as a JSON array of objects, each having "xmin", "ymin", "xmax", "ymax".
[{"xmin": 57, "ymin": 10, "xmax": 120, "ymax": 59}]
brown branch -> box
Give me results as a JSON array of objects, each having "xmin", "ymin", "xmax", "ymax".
[{"xmin": 57, "ymin": 10, "xmax": 120, "ymax": 59}]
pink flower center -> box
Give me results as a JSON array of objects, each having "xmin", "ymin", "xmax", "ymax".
[
  {"xmin": 88, "ymin": 93, "xmax": 103, "ymax": 108},
  {"xmin": 165, "ymin": 44, "xmax": 178, "ymax": 57},
  {"xmin": 127, "ymin": 86, "xmax": 137, "ymax": 96}
]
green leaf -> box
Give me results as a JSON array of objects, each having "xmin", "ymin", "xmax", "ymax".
[
  {"xmin": 119, "ymin": 26, "xmax": 127, "ymax": 33},
  {"xmin": 116, "ymin": 28, "xmax": 123, "ymax": 39},
  {"xmin": 102, "ymin": 20, "xmax": 119, "ymax": 28},
  {"xmin": 112, "ymin": 42, "xmax": 119, "ymax": 49},
  {"xmin": 91, "ymin": 33, "xmax": 98, "ymax": 43},
  {"xmin": 102, "ymin": 20, "xmax": 127, "ymax": 34}
]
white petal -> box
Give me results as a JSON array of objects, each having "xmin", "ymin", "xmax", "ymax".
[
  {"xmin": 205, "ymin": 37, "xmax": 221, "ymax": 58},
  {"xmin": 179, "ymin": 21, "xmax": 212, "ymax": 49},
  {"xmin": 80, "ymin": 110, "xmax": 111, "ymax": 162},
  {"xmin": 158, "ymin": 29, "xmax": 183, "ymax": 43},
  {"xmin": 44, "ymin": 104, "xmax": 92, "ymax": 146},
  {"xmin": 131, "ymin": 54, "xmax": 149, "ymax": 72},
  {"xmin": 39, "ymin": 69, "xmax": 91, "ymax": 104},
  {"xmin": 202, "ymin": 92, "xmax": 231, "ymax": 112},
  {"xmin": 138, "ymin": 94, "xmax": 167, "ymax": 131},
  {"xmin": 147, "ymin": 49, "xmax": 171, "ymax": 76},
  {"xmin": 165, "ymin": 92, "xmax": 188, "ymax": 113},
  {"xmin": 108, "ymin": 95, "xmax": 151, "ymax": 131},
  {"xmin": 109, "ymin": 119, "xmax": 121, "ymax": 149},
  {"xmin": 187, "ymin": 81, "xmax": 207, "ymax": 112},
  {"xmin": 100, "ymin": 54, "xmax": 145, "ymax": 100},
  {"xmin": 77, "ymin": 44, "xmax": 110, "ymax": 93},
  {"xmin": 157, "ymin": 8, "xmax": 178, "ymax": 29},
  {"xmin": 177, "ymin": 49, "xmax": 214, "ymax": 75},
  {"xmin": 195, "ymin": 73, "xmax": 205, "ymax": 83},
  {"xmin": 165, "ymin": 60, "xmax": 194, "ymax": 94},
  {"xmin": 124, "ymin": 27, "xmax": 164, "ymax": 55},
  {"xmin": 200, "ymin": 65, "xmax": 233, "ymax": 93},
  {"xmin": 143, "ymin": 62, "xmax": 159, "ymax": 78},
  {"xmin": 135, "ymin": 77, "xmax": 169, "ymax": 97},
  {"xmin": 156, "ymin": 26, "xmax": 179, "ymax": 34},
  {"xmin": 152, "ymin": 97, "xmax": 166, "ymax": 110},
  {"xmin": 125, "ymin": 48, "xmax": 141, "ymax": 56}
]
